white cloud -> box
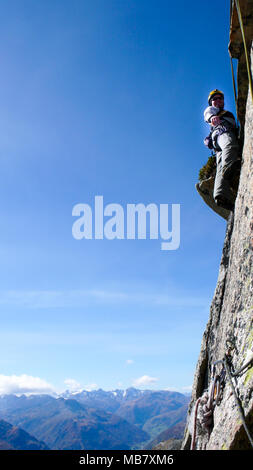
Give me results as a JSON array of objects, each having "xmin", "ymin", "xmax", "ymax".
[
  {"xmin": 84, "ymin": 383, "xmax": 98, "ymax": 392},
  {"xmin": 126, "ymin": 359, "xmax": 134, "ymax": 365},
  {"xmin": 0, "ymin": 374, "xmax": 55, "ymax": 396},
  {"xmin": 182, "ymin": 385, "xmax": 192, "ymax": 392},
  {"xmin": 0, "ymin": 289, "xmax": 128, "ymax": 309},
  {"xmin": 164, "ymin": 385, "xmax": 192, "ymax": 394},
  {"xmin": 164, "ymin": 386, "xmax": 180, "ymax": 392},
  {"xmin": 132, "ymin": 375, "xmax": 159, "ymax": 387},
  {"xmin": 64, "ymin": 378, "xmax": 82, "ymax": 392},
  {"xmin": 0, "ymin": 288, "xmax": 209, "ymax": 309}
]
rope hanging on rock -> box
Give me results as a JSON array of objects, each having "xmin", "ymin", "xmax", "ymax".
[
  {"xmin": 223, "ymin": 355, "xmax": 253, "ymax": 449},
  {"xmin": 230, "ymin": 0, "xmax": 238, "ymax": 115},
  {"xmin": 234, "ymin": 0, "xmax": 253, "ymax": 103}
]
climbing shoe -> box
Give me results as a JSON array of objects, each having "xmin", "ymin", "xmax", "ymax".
[{"xmin": 215, "ymin": 196, "xmax": 234, "ymax": 211}]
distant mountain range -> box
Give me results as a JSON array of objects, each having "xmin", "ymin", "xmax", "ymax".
[
  {"xmin": 146, "ymin": 421, "xmax": 186, "ymax": 449},
  {"xmin": 0, "ymin": 419, "xmax": 48, "ymax": 450},
  {"xmin": 62, "ymin": 387, "xmax": 189, "ymax": 441},
  {"xmin": 0, "ymin": 388, "xmax": 189, "ymax": 450}
]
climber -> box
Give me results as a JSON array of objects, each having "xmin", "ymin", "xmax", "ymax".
[{"xmin": 203, "ymin": 89, "xmax": 241, "ymax": 211}]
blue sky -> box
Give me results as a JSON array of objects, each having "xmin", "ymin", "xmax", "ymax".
[{"xmin": 0, "ymin": 0, "xmax": 235, "ymax": 394}]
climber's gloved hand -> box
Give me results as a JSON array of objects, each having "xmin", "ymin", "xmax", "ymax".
[{"xmin": 211, "ymin": 115, "xmax": 221, "ymax": 127}]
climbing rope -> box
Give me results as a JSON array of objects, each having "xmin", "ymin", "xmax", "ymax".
[
  {"xmin": 234, "ymin": 0, "xmax": 253, "ymax": 103},
  {"xmin": 190, "ymin": 397, "xmax": 201, "ymax": 450},
  {"xmin": 223, "ymin": 355, "xmax": 253, "ymax": 448},
  {"xmin": 230, "ymin": 56, "xmax": 238, "ymax": 117},
  {"xmin": 231, "ymin": 356, "xmax": 253, "ymax": 377},
  {"xmin": 190, "ymin": 354, "xmax": 253, "ymax": 450},
  {"xmin": 229, "ymin": 0, "xmax": 238, "ymax": 126}
]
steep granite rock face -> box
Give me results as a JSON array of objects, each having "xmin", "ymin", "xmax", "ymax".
[{"xmin": 182, "ymin": 1, "xmax": 253, "ymax": 450}]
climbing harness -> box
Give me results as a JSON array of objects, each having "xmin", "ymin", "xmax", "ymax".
[
  {"xmin": 190, "ymin": 353, "xmax": 253, "ymax": 450},
  {"xmin": 211, "ymin": 123, "xmax": 235, "ymax": 151}
]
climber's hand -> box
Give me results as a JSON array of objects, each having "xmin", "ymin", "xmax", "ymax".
[{"xmin": 211, "ymin": 115, "xmax": 221, "ymax": 126}]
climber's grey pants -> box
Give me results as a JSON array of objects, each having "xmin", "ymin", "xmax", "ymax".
[{"xmin": 213, "ymin": 131, "xmax": 239, "ymax": 202}]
